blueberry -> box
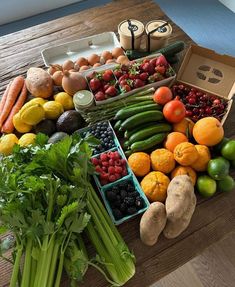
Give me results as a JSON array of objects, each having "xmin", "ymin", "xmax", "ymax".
[
  {"xmin": 108, "ymin": 143, "xmax": 113, "ymax": 148},
  {"xmin": 120, "ymin": 189, "xmax": 127, "ymax": 199},
  {"xmin": 127, "ymin": 206, "xmax": 137, "ymax": 215},
  {"xmin": 106, "ymin": 190, "xmax": 117, "ymax": 202},
  {"xmin": 135, "ymin": 197, "xmax": 145, "ymax": 209}
]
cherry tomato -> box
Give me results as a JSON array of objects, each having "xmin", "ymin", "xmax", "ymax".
[
  {"xmin": 153, "ymin": 86, "xmax": 173, "ymax": 105},
  {"xmin": 163, "ymin": 99, "xmax": 186, "ymax": 123}
]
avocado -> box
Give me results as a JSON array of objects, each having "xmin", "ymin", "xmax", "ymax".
[
  {"xmin": 34, "ymin": 119, "xmax": 56, "ymax": 136},
  {"xmin": 48, "ymin": 132, "xmax": 68, "ymax": 144},
  {"xmin": 56, "ymin": 110, "xmax": 84, "ymax": 134}
]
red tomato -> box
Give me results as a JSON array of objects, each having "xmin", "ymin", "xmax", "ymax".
[
  {"xmin": 153, "ymin": 86, "xmax": 173, "ymax": 105},
  {"xmin": 163, "ymin": 99, "xmax": 186, "ymax": 123}
]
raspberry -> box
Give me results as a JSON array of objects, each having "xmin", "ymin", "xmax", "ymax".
[
  {"xmin": 91, "ymin": 157, "xmax": 99, "ymax": 165},
  {"xmin": 101, "ymin": 161, "xmax": 109, "ymax": 167},
  {"xmin": 114, "ymin": 151, "xmax": 120, "ymax": 159},
  {"xmin": 109, "ymin": 159, "xmax": 115, "ymax": 166},
  {"xmin": 120, "ymin": 159, "xmax": 126, "ymax": 166},
  {"xmin": 108, "ymin": 166, "xmax": 115, "ymax": 174},
  {"xmin": 95, "ymin": 165, "xmax": 102, "ymax": 173},
  {"xmin": 109, "ymin": 174, "xmax": 116, "ymax": 182},
  {"xmin": 109, "ymin": 152, "xmax": 116, "ymax": 159},
  {"xmin": 115, "ymin": 159, "xmax": 122, "ymax": 166},
  {"xmin": 100, "ymin": 153, "xmax": 108, "ymax": 161},
  {"xmin": 100, "ymin": 173, "xmax": 109, "ymax": 180},
  {"xmin": 122, "ymin": 169, "xmax": 128, "ymax": 176},
  {"xmin": 102, "ymin": 166, "xmax": 107, "ymax": 172},
  {"xmin": 114, "ymin": 166, "xmax": 123, "ymax": 174},
  {"xmin": 115, "ymin": 173, "xmax": 121, "ymax": 180}
]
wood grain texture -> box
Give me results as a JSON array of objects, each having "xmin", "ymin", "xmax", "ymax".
[{"xmin": 0, "ymin": 0, "xmax": 235, "ymax": 287}]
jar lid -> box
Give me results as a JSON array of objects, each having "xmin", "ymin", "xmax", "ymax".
[
  {"xmin": 73, "ymin": 90, "xmax": 94, "ymax": 108},
  {"xmin": 118, "ymin": 19, "xmax": 144, "ymax": 38},
  {"xmin": 145, "ymin": 20, "xmax": 172, "ymax": 38}
]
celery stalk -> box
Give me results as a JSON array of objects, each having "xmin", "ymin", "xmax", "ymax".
[
  {"xmin": 21, "ymin": 238, "xmax": 32, "ymax": 287},
  {"xmin": 9, "ymin": 244, "xmax": 23, "ymax": 287}
]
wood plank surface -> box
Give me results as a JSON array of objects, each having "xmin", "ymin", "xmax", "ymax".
[{"xmin": 0, "ymin": 0, "xmax": 235, "ymax": 287}]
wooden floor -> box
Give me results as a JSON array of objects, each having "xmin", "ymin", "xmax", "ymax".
[{"xmin": 152, "ymin": 232, "xmax": 235, "ymax": 287}]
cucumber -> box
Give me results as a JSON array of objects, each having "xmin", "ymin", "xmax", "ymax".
[
  {"xmin": 125, "ymin": 122, "xmax": 160, "ymax": 139},
  {"xmin": 123, "ymin": 140, "xmax": 130, "ymax": 149},
  {"xmin": 129, "ymin": 123, "xmax": 172, "ymax": 144},
  {"xmin": 114, "ymin": 120, "xmax": 122, "ymax": 131},
  {"xmin": 166, "ymin": 54, "xmax": 179, "ymax": 65},
  {"xmin": 130, "ymin": 133, "xmax": 167, "ymax": 152},
  {"xmin": 124, "ymin": 150, "xmax": 132, "ymax": 157},
  {"xmin": 115, "ymin": 103, "xmax": 161, "ymax": 120},
  {"xmin": 125, "ymin": 41, "xmax": 185, "ymax": 60},
  {"xmin": 120, "ymin": 110, "xmax": 163, "ymax": 131}
]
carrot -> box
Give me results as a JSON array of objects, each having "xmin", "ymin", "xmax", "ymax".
[
  {"xmin": 0, "ymin": 76, "xmax": 24, "ymax": 128},
  {"xmin": 0, "ymin": 81, "xmax": 12, "ymax": 113},
  {"xmin": 1, "ymin": 82, "xmax": 28, "ymax": 134}
]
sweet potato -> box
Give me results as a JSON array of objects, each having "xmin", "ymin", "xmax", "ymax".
[
  {"xmin": 140, "ymin": 202, "xmax": 167, "ymax": 246},
  {"xmin": 163, "ymin": 175, "xmax": 196, "ymax": 239},
  {"xmin": 26, "ymin": 67, "xmax": 53, "ymax": 98}
]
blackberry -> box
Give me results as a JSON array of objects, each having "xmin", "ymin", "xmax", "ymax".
[
  {"xmin": 120, "ymin": 202, "xmax": 127, "ymax": 213},
  {"xmin": 127, "ymin": 184, "xmax": 135, "ymax": 192},
  {"xmin": 135, "ymin": 197, "xmax": 145, "ymax": 209},
  {"xmin": 124, "ymin": 197, "xmax": 135, "ymax": 206},
  {"xmin": 112, "ymin": 209, "xmax": 123, "ymax": 220},
  {"xmin": 112, "ymin": 186, "xmax": 119, "ymax": 193},
  {"xmin": 106, "ymin": 190, "xmax": 117, "ymax": 202},
  {"xmin": 114, "ymin": 198, "xmax": 122, "ymax": 208},
  {"xmin": 120, "ymin": 189, "xmax": 127, "ymax": 199},
  {"xmin": 127, "ymin": 206, "xmax": 137, "ymax": 215}
]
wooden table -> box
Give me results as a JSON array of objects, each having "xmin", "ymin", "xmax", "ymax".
[{"xmin": 1, "ymin": 0, "xmax": 235, "ymax": 286}]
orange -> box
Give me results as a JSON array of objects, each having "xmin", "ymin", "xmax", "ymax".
[
  {"xmin": 173, "ymin": 117, "xmax": 194, "ymax": 136},
  {"xmin": 191, "ymin": 145, "xmax": 211, "ymax": 172},
  {"xmin": 150, "ymin": 148, "xmax": 175, "ymax": 174},
  {"xmin": 193, "ymin": 117, "xmax": 224, "ymax": 146},
  {"xmin": 128, "ymin": 152, "xmax": 150, "ymax": 177},
  {"xmin": 171, "ymin": 166, "xmax": 197, "ymax": 186},
  {"xmin": 164, "ymin": 132, "xmax": 188, "ymax": 152},
  {"xmin": 174, "ymin": 142, "xmax": 199, "ymax": 166},
  {"xmin": 141, "ymin": 171, "xmax": 170, "ymax": 202}
]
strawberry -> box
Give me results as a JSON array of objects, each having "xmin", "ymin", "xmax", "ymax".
[
  {"xmin": 95, "ymin": 91, "xmax": 105, "ymax": 101},
  {"xmin": 102, "ymin": 70, "xmax": 113, "ymax": 82},
  {"xmin": 155, "ymin": 65, "xmax": 166, "ymax": 75},
  {"xmin": 156, "ymin": 55, "xmax": 168, "ymax": 66},
  {"xmin": 89, "ymin": 78, "xmax": 101, "ymax": 91},
  {"xmin": 106, "ymin": 86, "xmax": 117, "ymax": 97}
]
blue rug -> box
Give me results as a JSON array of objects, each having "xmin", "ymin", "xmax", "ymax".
[{"xmin": 155, "ymin": 0, "xmax": 235, "ymax": 56}]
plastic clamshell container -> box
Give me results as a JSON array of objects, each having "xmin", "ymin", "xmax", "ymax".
[
  {"xmin": 177, "ymin": 44, "xmax": 235, "ymax": 125},
  {"xmin": 41, "ymin": 32, "xmax": 121, "ymax": 66},
  {"xmin": 81, "ymin": 53, "xmax": 176, "ymax": 106},
  {"xmin": 101, "ymin": 174, "xmax": 150, "ymax": 225}
]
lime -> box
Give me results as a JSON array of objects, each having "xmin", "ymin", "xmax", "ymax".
[
  {"xmin": 196, "ymin": 175, "xmax": 217, "ymax": 197},
  {"xmin": 213, "ymin": 137, "xmax": 229, "ymax": 154},
  {"xmin": 217, "ymin": 175, "xmax": 235, "ymax": 192},
  {"xmin": 221, "ymin": 140, "xmax": 235, "ymax": 160},
  {"xmin": 207, "ymin": 157, "xmax": 230, "ymax": 180}
]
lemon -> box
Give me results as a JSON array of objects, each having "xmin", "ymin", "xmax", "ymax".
[
  {"xmin": 0, "ymin": 134, "xmax": 18, "ymax": 155},
  {"xmin": 43, "ymin": 101, "xmax": 64, "ymax": 120},
  {"xmin": 13, "ymin": 113, "xmax": 32, "ymax": 133},
  {"xmin": 54, "ymin": 92, "xmax": 74, "ymax": 111},
  {"xmin": 18, "ymin": 133, "xmax": 36, "ymax": 147},
  {"xmin": 27, "ymin": 98, "xmax": 48, "ymax": 106}
]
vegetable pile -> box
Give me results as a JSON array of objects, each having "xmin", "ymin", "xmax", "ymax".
[{"xmin": 0, "ymin": 133, "xmax": 135, "ymax": 287}]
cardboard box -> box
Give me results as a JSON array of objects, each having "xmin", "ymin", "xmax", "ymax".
[{"xmin": 177, "ymin": 44, "xmax": 235, "ymax": 125}]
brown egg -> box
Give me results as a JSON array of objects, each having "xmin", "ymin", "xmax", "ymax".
[
  {"xmin": 116, "ymin": 55, "xmax": 130, "ymax": 65},
  {"xmin": 74, "ymin": 57, "xmax": 89, "ymax": 69},
  {"xmin": 52, "ymin": 70, "xmax": 64, "ymax": 86},
  {"xmin": 87, "ymin": 54, "xmax": 100, "ymax": 66},
  {"xmin": 112, "ymin": 47, "xmax": 125, "ymax": 59},
  {"xmin": 106, "ymin": 59, "xmax": 116, "ymax": 64},
  {"xmin": 47, "ymin": 64, "xmax": 62, "ymax": 75},
  {"xmin": 79, "ymin": 65, "xmax": 90, "ymax": 71},
  {"xmin": 62, "ymin": 60, "xmax": 74, "ymax": 71},
  {"xmin": 93, "ymin": 63, "xmax": 102, "ymax": 67},
  {"xmin": 101, "ymin": 50, "xmax": 112, "ymax": 62}
]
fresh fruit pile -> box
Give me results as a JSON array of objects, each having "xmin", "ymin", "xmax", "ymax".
[
  {"xmin": 91, "ymin": 150, "xmax": 128, "ymax": 185},
  {"xmin": 171, "ymin": 84, "xmax": 228, "ymax": 122},
  {"xmin": 105, "ymin": 180, "xmax": 146, "ymax": 220},
  {"xmin": 113, "ymin": 55, "xmax": 175, "ymax": 93},
  {"xmin": 84, "ymin": 121, "xmax": 115, "ymax": 154},
  {"xmin": 86, "ymin": 69, "xmax": 120, "ymax": 101}
]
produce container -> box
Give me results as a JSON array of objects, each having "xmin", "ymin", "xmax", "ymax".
[
  {"xmin": 81, "ymin": 53, "xmax": 176, "ymax": 106},
  {"xmin": 41, "ymin": 32, "xmax": 121, "ymax": 66},
  {"xmin": 101, "ymin": 175, "xmax": 149, "ymax": 225},
  {"xmin": 176, "ymin": 45, "xmax": 235, "ymax": 125},
  {"xmin": 145, "ymin": 20, "xmax": 172, "ymax": 52},
  {"xmin": 118, "ymin": 19, "xmax": 145, "ymax": 50}
]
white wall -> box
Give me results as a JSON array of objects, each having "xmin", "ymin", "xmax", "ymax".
[
  {"xmin": 219, "ymin": 0, "xmax": 235, "ymax": 13},
  {"xmin": 0, "ymin": 0, "xmax": 82, "ymax": 25}
]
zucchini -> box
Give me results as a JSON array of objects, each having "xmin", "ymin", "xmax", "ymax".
[
  {"xmin": 115, "ymin": 103, "xmax": 161, "ymax": 120},
  {"xmin": 114, "ymin": 120, "xmax": 122, "ymax": 130},
  {"xmin": 130, "ymin": 133, "xmax": 167, "ymax": 152},
  {"xmin": 129, "ymin": 123, "xmax": 172, "ymax": 144},
  {"xmin": 120, "ymin": 110, "xmax": 163, "ymax": 131},
  {"xmin": 125, "ymin": 122, "xmax": 160, "ymax": 139},
  {"xmin": 125, "ymin": 41, "xmax": 185, "ymax": 60}
]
